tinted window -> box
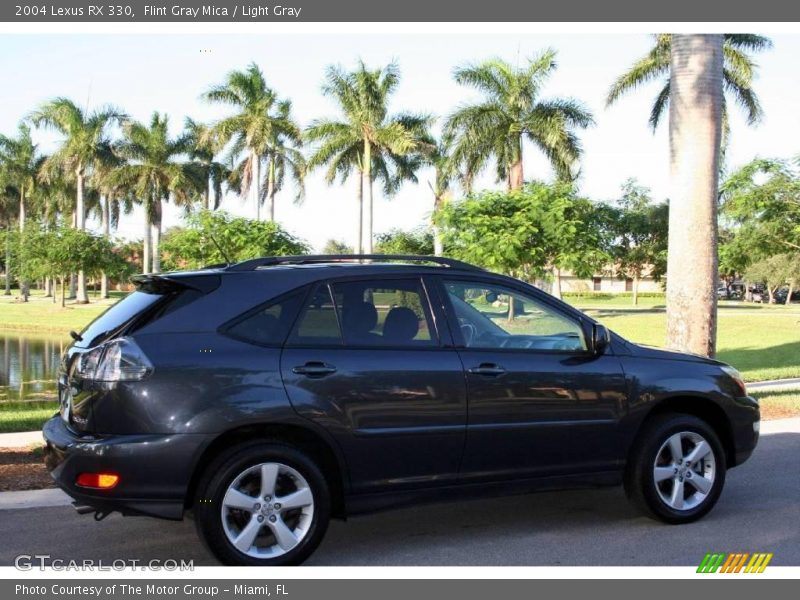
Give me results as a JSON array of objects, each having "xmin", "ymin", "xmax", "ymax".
[
  {"xmin": 332, "ymin": 279, "xmax": 436, "ymax": 347},
  {"xmin": 288, "ymin": 285, "xmax": 342, "ymax": 345},
  {"xmin": 444, "ymin": 280, "xmax": 587, "ymax": 352},
  {"xmin": 226, "ymin": 291, "xmax": 305, "ymax": 346},
  {"xmin": 78, "ymin": 291, "xmax": 166, "ymax": 348}
]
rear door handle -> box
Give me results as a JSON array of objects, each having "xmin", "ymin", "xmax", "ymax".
[
  {"xmin": 292, "ymin": 362, "xmax": 337, "ymax": 377},
  {"xmin": 468, "ymin": 363, "xmax": 506, "ymax": 376}
]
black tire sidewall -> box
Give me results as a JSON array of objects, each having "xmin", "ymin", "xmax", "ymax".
[
  {"xmin": 637, "ymin": 415, "xmax": 727, "ymax": 524},
  {"xmin": 195, "ymin": 442, "xmax": 330, "ymax": 566}
]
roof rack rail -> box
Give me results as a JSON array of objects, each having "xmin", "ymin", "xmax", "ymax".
[{"xmin": 226, "ymin": 254, "xmax": 483, "ymax": 272}]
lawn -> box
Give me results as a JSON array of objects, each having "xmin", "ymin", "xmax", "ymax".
[
  {"xmin": 0, "ymin": 401, "xmax": 57, "ymax": 433},
  {"xmin": 0, "ymin": 291, "xmax": 118, "ymax": 333},
  {"xmin": 588, "ymin": 309, "xmax": 800, "ymax": 382},
  {"xmin": 749, "ymin": 389, "xmax": 800, "ymax": 421}
]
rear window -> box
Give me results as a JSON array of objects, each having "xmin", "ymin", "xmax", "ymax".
[{"xmin": 77, "ymin": 291, "xmax": 167, "ymax": 348}]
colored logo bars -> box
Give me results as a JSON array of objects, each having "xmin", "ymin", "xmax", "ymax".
[{"xmin": 697, "ymin": 552, "xmax": 773, "ymax": 573}]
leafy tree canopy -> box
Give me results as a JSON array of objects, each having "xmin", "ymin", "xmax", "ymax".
[{"xmin": 160, "ymin": 210, "xmax": 309, "ymax": 271}]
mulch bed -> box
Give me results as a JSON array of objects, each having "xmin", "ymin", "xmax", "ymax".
[{"xmin": 0, "ymin": 447, "xmax": 54, "ymax": 492}]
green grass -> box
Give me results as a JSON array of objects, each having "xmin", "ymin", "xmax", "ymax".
[
  {"xmin": 0, "ymin": 401, "xmax": 57, "ymax": 434},
  {"xmin": 0, "ymin": 291, "xmax": 118, "ymax": 334},
  {"xmin": 587, "ymin": 310, "xmax": 800, "ymax": 382},
  {"xmin": 749, "ymin": 389, "xmax": 800, "ymax": 420}
]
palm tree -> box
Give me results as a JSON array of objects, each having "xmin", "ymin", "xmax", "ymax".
[
  {"xmin": 0, "ymin": 124, "xmax": 45, "ymax": 301},
  {"xmin": 607, "ymin": 34, "xmax": 771, "ymax": 145},
  {"xmin": 184, "ymin": 118, "xmax": 231, "ymax": 211},
  {"xmin": 665, "ymin": 35, "xmax": 724, "ymax": 357},
  {"xmin": 0, "ymin": 125, "xmax": 43, "ymax": 234},
  {"xmin": 0, "ymin": 168, "xmax": 19, "ymax": 296},
  {"xmin": 306, "ymin": 61, "xmax": 432, "ymax": 253},
  {"xmin": 30, "ymin": 98, "xmax": 125, "ymax": 303},
  {"xmin": 112, "ymin": 112, "xmax": 203, "ymax": 274},
  {"xmin": 203, "ymin": 63, "xmax": 303, "ymax": 221},
  {"xmin": 444, "ymin": 50, "xmax": 594, "ymax": 191}
]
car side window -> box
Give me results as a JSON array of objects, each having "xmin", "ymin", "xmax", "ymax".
[
  {"xmin": 331, "ymin": 279, "xmax": 437, "ymax": 347},
  {"xmin": 288, "ymin": 284, "xmax": 342, "ymax": 345},
  {"xmin": 225, "ymin": 290, "xmax": 305, "ymax": 346},
  {"xmin": 443, "ymin": 280, "xmax": 587, "ymax": 352}
]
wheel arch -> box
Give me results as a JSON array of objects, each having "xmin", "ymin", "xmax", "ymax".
[
  {"xmin": 185, "ymin": 422, "xmax": 349, "ymax": 518},
  {"xmin": 631, "ymin": 395, "xmax": 736, "ymax": 467}
]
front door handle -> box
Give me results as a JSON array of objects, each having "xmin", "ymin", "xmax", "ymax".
[
  {"xmin": 468, "ymin": 363, "xmax": 506, "ymax": 376},
  {"xmin": 292, "ymin": 362, "xmax": 337, "ymax": 377}
]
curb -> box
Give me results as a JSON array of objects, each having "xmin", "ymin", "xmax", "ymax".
[{"xmin": 747, "ymin": 378, "xmax": 800, "ymax": 392}]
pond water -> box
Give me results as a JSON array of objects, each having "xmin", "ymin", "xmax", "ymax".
[{"xmin": 0, "ymin": 333, "xmax": 68, "ymax": 404}]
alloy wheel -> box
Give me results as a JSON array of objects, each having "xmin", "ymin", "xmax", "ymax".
[
  {"xmin": 653, "ymin": 430, "xmax": 716, "ymax": 511},
  {"xmin": 221, "ymin": 462, "xmax": 315, "ymax": 559}
]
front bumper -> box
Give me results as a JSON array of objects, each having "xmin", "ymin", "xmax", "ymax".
[
  {"xmin": 730, "ymin": 395, "xmax": 760, "ymax": 466},
  {"xmin": 42, "ymin": 416, "xmax": 212, "ymax": 520}
]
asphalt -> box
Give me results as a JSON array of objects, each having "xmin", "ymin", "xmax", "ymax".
[{"xmin": 0, "ymin": 425, "xmax": 797, "ymax": 567}]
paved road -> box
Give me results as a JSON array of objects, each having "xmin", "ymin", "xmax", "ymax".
[{"xmin": 1, "ymin": 429, "xmax": 797, "ymax": 567}]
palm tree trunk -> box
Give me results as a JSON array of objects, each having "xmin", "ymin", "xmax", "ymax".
[
  {"xmin": 3, "ymin": 226, "xmax": 11, "ymax": 296},
  {"xmin": 151, "ymin": 200, "xmax": 162, "ymax": 273},
  {"xmin": 363, "ymin": 139, "xmax": 374, "ymax": 254},
  {"xmin": 75, "ymin": 169, "xmax": 89, "ymax": 304},
  {"xmin": 632, "ymin": 273, "xmax": 640, "ymax": 306},
  {"xmin": 665, "ymin": 35, "xmax": 723, "ymax": 357},
  {"xmin": 509, "ymin": 160, "xmax": 524, "ymax": 190},
  {"xmin": 266, "ymin": 160, "xmax": 276, "ymax": 222},
  {"xmin": 18, "ymin": 186, "xmax": 29, "ymax": 302},
  {"xmin": 508, "ymin": 136, "xmax": 524, "ymax": 190},
  {"xmin": 100, "ymin": 195, "xmax": 110, "ymax": 299},
  {"xmin": 252, "ymin": 150, "xmax": 261, "ymax": 220},
  {"xmin": 356, "ymin": 169, "xmax": 363, "ymax": 254},
  {"xmin": 432, "ymin": 194, "xmax": 444, "ymax": 257},
  {"xmin": 142, "ymin": 214, "xmax": 152, "ymax": 275}
]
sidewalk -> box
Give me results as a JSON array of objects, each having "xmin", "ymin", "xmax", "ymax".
[{"xmin": 0, "ymin": 430, "xmax": 43, "ymax": 448}]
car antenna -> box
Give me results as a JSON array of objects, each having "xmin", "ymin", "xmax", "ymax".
[{"xmin": 207, "ymin": 233, "xmax": 231, "ymax": 266}]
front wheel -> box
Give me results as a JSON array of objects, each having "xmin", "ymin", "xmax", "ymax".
[
  {"xmin": 194, "ymin": 442, "xmax": 330, "ymax": 565},
  {"xmin": 624, "ymin": 413, "xmax": 726, "ymax": 523}
]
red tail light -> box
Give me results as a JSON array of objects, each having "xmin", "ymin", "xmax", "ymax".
[{"xmin": 76, "ymin": 472, "xmax": 120, "ymax": 489}]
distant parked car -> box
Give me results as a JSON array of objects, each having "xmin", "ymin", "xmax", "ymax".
[{"xmin": 774, "ymin": 287, "xmax": 800, "ymax": 304}]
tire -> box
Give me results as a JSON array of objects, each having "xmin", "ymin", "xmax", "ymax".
[
  {"xmin": 194, "ymin": 441, "xmax": 330, "ymax": 566},
  {"xmin": 624, "ymin": 413, "xmax": 726, "ymax": 524}
]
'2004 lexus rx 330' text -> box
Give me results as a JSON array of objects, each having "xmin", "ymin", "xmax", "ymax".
[{"xmin": 44, "ymin": 255, "xmax": 760, "ymax": 565}]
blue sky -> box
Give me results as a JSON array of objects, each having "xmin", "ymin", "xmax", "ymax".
[{"xmin": 1, "ymin": 33, "xmax": 798, "ymax": 250}]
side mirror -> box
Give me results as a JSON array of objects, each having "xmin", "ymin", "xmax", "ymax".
[{"xmin": 592, "ymin": 324, "xmax": 611, "ymax": 355}]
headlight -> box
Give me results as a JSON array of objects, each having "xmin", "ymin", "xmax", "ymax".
[
  {"xmin": 721, "ymin": 365, "xmax": 747, "ymax": 396},
  {"xmin": 75, "ymin": 338, "xmax": 153, "ymax": 382}
]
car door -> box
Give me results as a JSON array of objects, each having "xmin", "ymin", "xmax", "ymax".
[
  {"xmin": 436, "ymin": 277, "xmax": 628, "ymax": 482},
  {"xmin": 280, "ymin": 275, "xmax": 467, "ymax": 494}
]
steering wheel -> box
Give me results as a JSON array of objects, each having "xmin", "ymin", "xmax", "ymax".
[{"xmin": 459, "ymin": 322, "xmax": 477, "ymax": 347}]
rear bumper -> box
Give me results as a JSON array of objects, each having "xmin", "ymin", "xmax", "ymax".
[{"xmin": 42, "ymin": 416, "xmax": 212, "ymax": 520}]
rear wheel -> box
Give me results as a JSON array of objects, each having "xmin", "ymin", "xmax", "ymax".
[
  {"xmin": 194, "ymin": 442, "xmax": 330, "ymax": 565},
  {"xmin": 624, "ymin": 413, "xmax": 726, "ymax": 523}
]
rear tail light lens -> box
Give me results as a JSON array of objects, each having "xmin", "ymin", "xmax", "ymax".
[
  {"xmin": 76, "ymin": 472, "xmax": 120, "ymax": 489},
  {"xmin": 75, "ymin": 337, "xmax": 153, "ymax": 382}
]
